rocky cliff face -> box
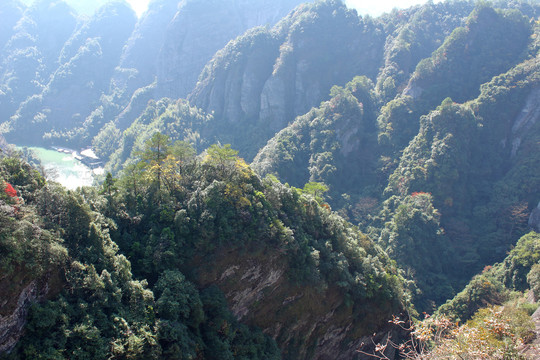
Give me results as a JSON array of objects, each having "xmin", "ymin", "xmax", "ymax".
[
  {"xmin": 194, "ymin": 246, "xmax": 406, "ymax": 360},
  {"xmin": 189, "ymin": 1, "xmax": 386, "ymax": 159},
  {"xmin": 156, "ymin": 0, "xmax": 306, "ymax": 100},
  {"xmin": 509, "ymin": 86, "xmax": 540, "ymax": 157},
  {"xmin": 0, "ymin": 269, "xmax": 62, "ymax": 353},
  {"xmin": 64, "ymin": 0, "xmax": 306, "ymax": 148},
  {"xmin": 112, "ymin": 0, "xmax": 180, "ymax": 96},
  {"xmin": 530, "ymin": 202, "xmax": 540, "ymax": 232}
]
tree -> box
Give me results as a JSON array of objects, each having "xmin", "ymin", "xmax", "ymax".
[
  {"xmin": 101, "ymin": 172, "xmax": 117, "ymax": 199},
  {"xmin": 99, "ymin": 172, "xmax": 118, "ymax": 215},
  {"xmin": 162, "ymin": 154, "xmax": 182, "ymax": 195},
  {"xmin": 170, "ymin": 140, "xmax": 196, "ymax": 163},
  {"xmin": 164, "ymin": 141, "xmax": 196, "ymax": 193},
  {"xmin": 302, "ymin": 181, "xmax": 328, "ymax": 203},
  {"xmin": 204, "ymin": 144, "xmax": 238, "ymax": 175},
  {"xmin": 140, "ymin": 132, "xmax": 171, "ymax": 190},
  {"xmin": 120, "ymin": 161, "xmax": 146, "ymax": 201}
]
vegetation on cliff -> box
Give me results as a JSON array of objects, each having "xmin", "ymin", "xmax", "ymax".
[
  {"xmin": 0, "ymin": 139, "xmax": 406, "ymax": 358},
  {"xmin": 1, "ymin": 0, "xmax": 540, "ymax": 358}
]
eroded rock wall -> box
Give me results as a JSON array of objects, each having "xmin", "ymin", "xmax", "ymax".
[{"xmin": 194, "ymin": 247, "xmax": 406, "ymax": 360}]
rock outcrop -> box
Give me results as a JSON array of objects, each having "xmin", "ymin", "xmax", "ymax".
[
  {"xmin": 195, "ymin": 247, "xmax": 406, "ymax": 360},
  {"xmin": 112, "ymin": 0, "xmax": 180, "ymax": 95},
  {"xmin": 189, "ymin": 1, "xmax": 386, "ymax": 158},
  {"xmin": 529, "ymin": 202, "xmax": 540, "ymax": 232},
  {"xmin": 89, "ymin": 0, "xmax": 307, "ymax": 149},
  {"xmin": 156, "ymin": 0, "xmax": 306, "ymax": 100},
  {"xmin": 510, "ymin": 86, "xmax": 540, "ymax": 157},
  {"xmin": 0, "ymin": 270, "xmax": 62, "ymax": 353}
]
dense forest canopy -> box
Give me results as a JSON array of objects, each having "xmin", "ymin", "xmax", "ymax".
[{"xmin": 0, "ymin": 0, "xmax": 540, "ymax": 359}]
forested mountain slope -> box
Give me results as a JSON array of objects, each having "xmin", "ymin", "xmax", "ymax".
[
  {"xmin": 7, "ymin": 1, "xmax": 136, "ymax": 144},
  {"xmin": 251, "ymin": 2, "xmax": 540, "ymax": 311},
  {"xmin": 0, "ymin": 0, "xmax": 540, "ymax": 358},
  {"xmin": 0, "ymin": 144, "xmax": 407, "ymax": 359},
  {"xmin": 90, "ymin": 0, "xmax": 540, "ymax": 314},
  {"xmin": 0, "ymin": 0, "xmax": 307, "ymax": 147},
  {"xmin": 0, "ymin": 0, "xmax": 78, "ymax": 134}
]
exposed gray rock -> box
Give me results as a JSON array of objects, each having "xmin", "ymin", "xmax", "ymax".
[
  {"xmin": 510, "ymin": 86, "xmax": 540, "ymax": 157},
  {"xmin": 512, "ymin": 87, "xmax": 540, "ymax": 134},
  {"xmin": 402, "ymin": 82, "xmax": 423, "ymax": 99},
  {"xmin": 190, "ymin": 1, "xmax": 386, "ymax": 158},
  {"xmin": 197, "ymin": 248, "xmax": 406, "ymax": 360},
  {"xmin": 113, "ymin": 0, "xmax": 180, "ymax": 94},
  {"xmin": 529, "ymin": 201, "xmax": 540, "ymax": 232},
  {"xmin": 157, "ymin": 0, "xmax": 305, "ymax": 100},
  {"xmin": 0, "ymin": 272, "xmax": 56, "ymax": 354},
  {"xmin": 521, "ymin": 304, "xmax": 540, "ymax": 357},
  {"xmin": 0, "ymin": 281, "xmax": 38, "ymax": 353},
  {"xmin": 258, "ymin": 71, "xmax": 289, "ymax": 131},
  {"xmin": 511, "ymin": 137, "xmax": 522, "ymax": 158}
]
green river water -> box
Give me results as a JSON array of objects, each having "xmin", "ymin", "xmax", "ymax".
[{"xmin": 27, "ymin": 147, "xmax": 96, "ymax": 190}]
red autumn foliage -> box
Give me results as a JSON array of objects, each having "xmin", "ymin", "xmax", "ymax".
[
  {"xmin": 4, "ymin": 183, "xmax": 17, "ymax": 198},
  {"xmin": 321, "ymin": 203, "xmax": 331, "ymax": 211},
  {"xmin": 411, "ymin": 191, "xmax": 431, "ymax": 197}
]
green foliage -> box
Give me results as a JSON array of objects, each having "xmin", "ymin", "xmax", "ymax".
[
  {"xmin": 376, "ymin": 49, "xmax": 540, "ymax": 310},
  {"xmin": 375, "ymin": 0, "xmax": 476, "ymax": 102},
  {"xmin": 106, "ymin": 98, "xmax": 210, "ymax": 174},
  {"xmin": 2, "ymin": 153, "xmax": 281, "ymax": 359},
  {"xmin": 3, "ymin": 179, "xmax": 160, "ymax": 359},
  {"xmin": 189, "ymin": 0, "xmax": 387, "ymax": 160},
  {"xmin": 413, "ymin": 299, "xmax": 535, "ymax": 359},
  {"xmin": 379, "ymin": 192, "xmax": 453, "ymax": 311},
  {"xmin": 106, "ymin": 137, "xmax": 405, "ymax": 325},
  {"xmin": 100, "ymin": 172, "xmax": 117, "ymax": 199},
  {"xmin": 252, "ymin": 76, "xmax": 381, "ymax": 221},
  {"xmin": 197, "ymin": 286, "xmax": 280, "ymax": 360},
  {"xmin": 438, "ymin": 231, "xmax": 540, "ymax": 323},
  {"xmin": 0, "ymin": 139, "xmax": 407, "ymax": 358},
  {"xmin": 437, "ymin": 273, "xmax": 508, "ymax": 323},
  {"xmin": 412, "ymin": 5, "xmax": 531, "ymax": 104},
  {"xmin": 92, "ymin": 121, "xmax": 121, "ymax": 159},
  {"xmin": 0, "ymin": 155, "xmax": 65, "ymax": 277},
  {"xmin": 527, "ymin": 263, "xmax": 540, "ymax": 300},
  {"xmin": 4, "ymin": 2, "xmax": 137, "ymax": 145},
  {"xmin": 139, "ymin": 132, "xmax": 171, "ymax": 190},
  {"xmin": 204, "ymin": 144, "xmax": 239, "ymax": 175},
  {"xmin": 377, "ymin": 4, "xmax": 532, "ymax": 152},
  {"xmin": 2, "ymin": 2, "xmax": 540, "ymax": 357},
  {"xmin": 497, "ymin": 231, "xmax": 540, "ymax": 292},
  {"xmin": 301, "ymin": 181, "xmax": 328, "ymax": 204}
]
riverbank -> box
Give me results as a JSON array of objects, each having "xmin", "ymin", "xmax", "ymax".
[
  {"xmin": 51, "ymin": 146, "xmax": 104, "ymax": 171},
  {"xmin": 23, "ymin": 146, "xmax": 102, "ymax": 189}
]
